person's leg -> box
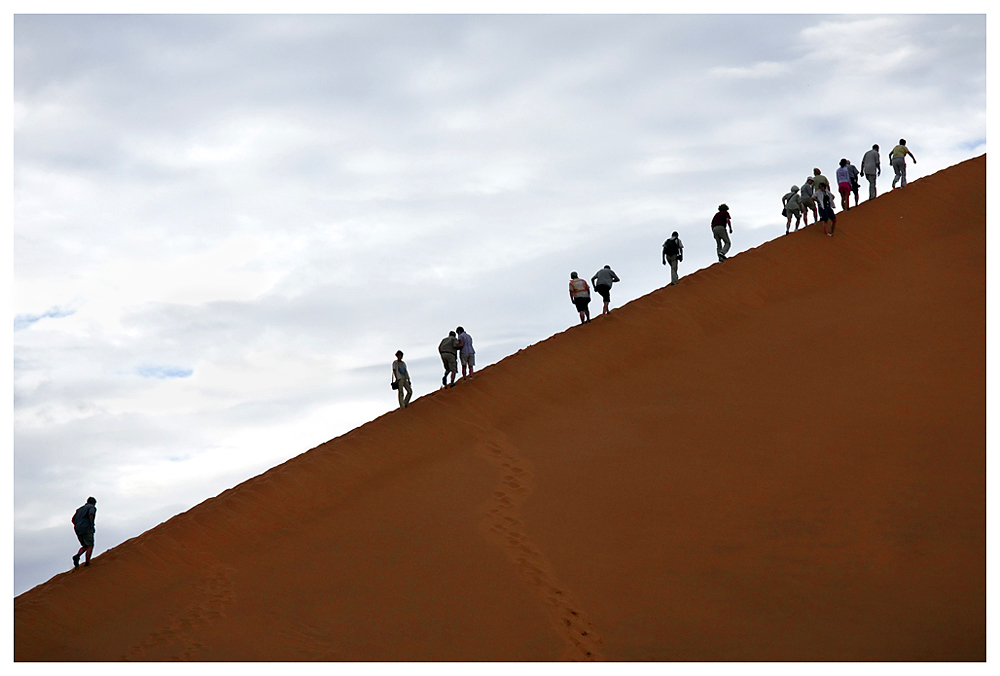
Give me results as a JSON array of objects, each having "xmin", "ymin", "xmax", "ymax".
[
  {"xmin": 398, "ymin": 379, "xmax": 406, "ymax": 407},
  {"xmin": 892, "ymin": 157, "xmax": 904, "ymax": 188},
  {"xmin": 403, "ymin": 379, "xmax": 412, "ymax": 407},
  {"xmin": 866, "ymin": 173, "xmax": 876, "ymax": 200},
  {"xmin": 669, "ymin": 256, "xmax": 679, "ymax": 284},
  {"xmin": 721, "ymin": 230, "xmax": 731, "ymax": 255},
  {"xmin": 713, "ymin": 228, "xmax": 724, "ymax": 257},
  {"xmin": 900, "ymin": 162, "xmax": 907, "ymax": 187},
  {"xmin": 785, "ymin": 215, "xmax": 792, "ymax": 234},
  {"xmin": 84, "ymin": 545, "xmax": 93, "ymax": 564},
  {"xmin": 829, "ymin": 215, "xmax": 836, "ymax": 234},
  {"xmin": 794, "ymin": 213, "xmax": 802, "ymax": 231}
]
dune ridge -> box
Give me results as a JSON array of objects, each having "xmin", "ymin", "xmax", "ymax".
[{"xmin": 15, "ymin": 155, "xmax": 985, "ymax": 661}]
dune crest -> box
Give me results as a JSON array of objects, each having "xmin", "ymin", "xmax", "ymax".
[{"xmin": 15, "ymin": 156, "xmax": 986, "ymax": 661}]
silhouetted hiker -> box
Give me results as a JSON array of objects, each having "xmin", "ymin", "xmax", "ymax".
[
  {"xmin": 569, "ymin": 271, "xmax": 591, "ymax": 324},
  {"xmin": 862, "ymin": 144, "xmax": 881, "ymax": 200},
  {"xmin": 890, "ymin": 139, "xmax": 916, "ymax": 188},
  {"xmin": 711, "ymin": 204, "xmax": 732, "ymax": 261},
  {"xmin": 438, "ymin": 331, "xmax": 460, "ymax": 388},
  {"xmin": 847, "ymin": 159, "xmax": 861, "ymax": 207},
  {"xmin": 662, "ymin": 231, "xmax": 684, "ymax": 285},
  {"xmin": 392, "ymin": 350, "xmax": 412, "ymax": 408},
  {"xmin": 782, "ymin": 185, "xmax": 802, "ymax": 234},
  {"xmin": 812, "ymin": 167, "xmax": 830, "ymax": 193},
  {"xmin": 71, "ymin": 497, "xmax": 96, "ymax": 569},
  {"xmin": 591, "ymin": 265, "xmax": 620, "ymax": 315},
  {"xmin": 799, "ymin": 177, "xmax": 818, "ymax": 225},
  {"xmin": 836, "ymin": 159, "xmax": 852, "ymax": 211},
  {"xmin": 456, "ymin": 326, "xmax": 475, "ymax": 379},
  {"xmin": 816, "ymin": 183, "xmax": 838, "ymax": 236}
]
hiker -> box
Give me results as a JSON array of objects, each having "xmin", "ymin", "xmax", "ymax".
[
  {"xmin": 812, "ymin": 167, "xmax": 830, "ymax": 193},
  {"xmin": 835, "ymin": 159, "xmax": 852, "ymax": 210},
  {"xmin": 456, "ymin": 326, "xmax": 475, "ymax": 380},
  {"xmin": 438, "ymin": 331, "xmax": 460, "ymax": 388},
  {"xmin": 847, "ymin": 159, "xmax": 861, "ymax": 207},
  {"xmin": 816, "ymin": 182, "xmax": 838, "ymax": 236},
  {"xmin": 662, "ymin": 231, "xmax": 684, "ymax": 285},
  {"xmin": 71, "ymin": 497, "xmax": 97, "ymax": 569},
  {"xmin": 782, "ymin": 185, "xmax": 803, "ymax": 234},
  {"xmin": 391, "ymin": 350, "xmax": 412, "ymax": 408},
  {"xmin": 799, "ymin": 177, "xmax": 818, "ymax": 225},
  {"xmin": 591, "ymin": 265, "xmax": 621, "ymax": 315},
  {"xmin": 568, "ymin": 272, "xmax": 591, "ymax": 324},
  {"xmin": 861, "ymin": 144, "xmax": 881, "ymax": 200},
  {"xmin": 890, "ymin": 139, "xmax": 916, "ymax": 188},
  {"xmin": 711, "ymin": 204, "xmax": 732, "ymax": 262}
]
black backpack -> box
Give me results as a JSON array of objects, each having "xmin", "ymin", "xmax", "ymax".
[{"xmin": 663, "ymin": 238, "xmax": 679, "ymax": 256}]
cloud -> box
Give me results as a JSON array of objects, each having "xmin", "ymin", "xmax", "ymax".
[
  {"xmin": 13, "ymin": 304, "xmax": 77, "ymax": 331},
  {"xmin": 136, "ymin": 366, "xmax": 194, "ymax": 379}
]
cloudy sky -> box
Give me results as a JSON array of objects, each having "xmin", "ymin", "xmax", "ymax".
[{"xmin": 11, "ymin": 11, "xmax": 986, "ymax": 597}]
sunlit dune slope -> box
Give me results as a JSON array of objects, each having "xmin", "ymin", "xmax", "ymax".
[{"xmin": 15, "ymin": 155, "xmax": 985, "ymax": 661}]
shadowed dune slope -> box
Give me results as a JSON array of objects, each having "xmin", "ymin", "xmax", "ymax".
[{"xmin": 15, "ymin": 155, "xmax": 985, "ymax": 661}]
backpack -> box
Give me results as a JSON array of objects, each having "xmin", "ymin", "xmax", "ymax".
[{"xmin": 663, "ymin": 238, "xmax": 679, "ymax": 256}]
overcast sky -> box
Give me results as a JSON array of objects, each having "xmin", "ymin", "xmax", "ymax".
[{"xmin": 11, "ymin": 12, "xmax": 986, "ymax": 597}]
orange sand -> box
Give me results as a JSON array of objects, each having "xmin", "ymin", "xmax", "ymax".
[{"xmin": 14, "ymin": 155, "xmax": 985, "ymax": 661}]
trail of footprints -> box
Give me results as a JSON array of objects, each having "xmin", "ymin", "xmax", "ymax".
[
  {"xmin": 481, "ymin": 439, "xmax": 604, "ymax": 661},
  {"xmin": 123, "ymin": 565, "xmax": 235, "ymax": 661}
]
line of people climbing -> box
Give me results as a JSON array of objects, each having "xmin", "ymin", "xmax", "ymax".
[
  {"xmin": 781, "ymin": 140, "xmax": 916, "ymax": 236},
  {"xmin": 391, "ymin": 139, "xmax": 917, "ymax": 408}
]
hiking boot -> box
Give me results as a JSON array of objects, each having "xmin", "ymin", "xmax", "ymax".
[{"xmin": 72, "ymin": 555, "xmax": 80, "ymax": 569}]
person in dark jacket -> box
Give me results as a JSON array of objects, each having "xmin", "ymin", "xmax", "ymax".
[{"xmin": 71, "ymin": 497, "xmax": 97, "ymax": 569}]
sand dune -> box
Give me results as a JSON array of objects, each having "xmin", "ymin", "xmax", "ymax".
[{"xmin": 14, "ymin": 155, "xmax": 985, "ymax": 661}]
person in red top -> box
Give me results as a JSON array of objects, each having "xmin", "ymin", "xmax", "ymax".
[
  {"xmin": 568, "ymin": 271, "xmax": 591, "ymax": 324},
  {"xmin": 711, "ymin": 204, "xmax": 732, "ymax": 262}
]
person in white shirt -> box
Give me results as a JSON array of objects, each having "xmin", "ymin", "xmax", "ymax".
[{"xmin": 861, "ymin": 144, "xmax": 881, "ymax": 201}]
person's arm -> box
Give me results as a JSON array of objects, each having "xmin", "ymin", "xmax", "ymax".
[
  {"xmin": 728, "ymin": 215, "xmax": 733, "ymax": 232},
  {"xmin": 662, "ymin": 247, "xmax": 667, "ymax": 265},
  {"xmin": 591, "ymin": 274, "xmax": 598, "ymax": 287},
  {"xmin": 612, "ymin": 272, "xmax": 620, "ymax": 283},
  {"xmin": 908, "ymin": 150, "xmax": 916, "ymax": 163}
]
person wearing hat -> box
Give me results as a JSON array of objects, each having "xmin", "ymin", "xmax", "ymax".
[
  {"xmin": 890, "ymin": 139, "xmax": 916, "ymax": 188},
  {"xmin": 782, "ymin": 185, "xmax": 803, "ymax": 234},
  {"xmin": 799, "ymin": 177, "xmax": 818, "ymax": 225},
  {"xmin": 568, "ymin": 271, "xmax": 591, "ymax": 324},
  {"xmin": 711, "ymin": 204, "xmax": 733, "ymax": 262},
  {"xmin": 391, "ymin": 350, "xmax": 412, "ymax": 408},
  {"xmin": 812, "ymin": 167, "xmax": 831, "ymax": 193}
]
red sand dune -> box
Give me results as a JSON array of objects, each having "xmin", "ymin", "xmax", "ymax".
[{"xmin": 15, "ymin": 155, "xmax": 985, "ymax": 661}]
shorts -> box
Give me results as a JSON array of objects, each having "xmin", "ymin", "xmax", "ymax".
[
  {"xmin": 838, "ymin": 182, "xmax": 851, "ymax": 197},
  {"xmin": 573, "ymin": 296, "xmax": 591, "ymax": 312},
  {"xmin": 595, "ymin": 284, "xmax": 611, "ymax": 302},
  {"xmin": 76, "ymin": 529, "xmax": 94, "ymax": 548},
  {"xmin": 818, "ymin": 206, "xmax": 837, "ymax": 221},
  {"xmin": 460, "ymin": 352, "xmax": 475, "ymax": 367},
  {"xmin": 440, "ymin": 352, "xmax": 458, "ymax": 374},
  {"xmin": 785, "ymin": 207, "xmax": 801, "ymax": 217},
  {"xmin": 799, "ymin": 196, "xmax": 815, "ymax": 209}
]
